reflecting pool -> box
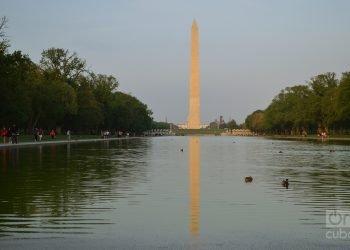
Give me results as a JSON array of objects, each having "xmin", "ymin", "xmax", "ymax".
[{"xmin": 0, "ymin": 137, "xmax": 350, "ymax": 249}]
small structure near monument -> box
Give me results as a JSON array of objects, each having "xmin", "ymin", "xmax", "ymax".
[{"xmin": 222, "ymin": 129, "xmax": 256, "ymax": 136}]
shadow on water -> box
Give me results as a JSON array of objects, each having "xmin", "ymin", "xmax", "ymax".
[{"xmin": 0, "ymin": 138, "xmax": 150, "ymax": 238}]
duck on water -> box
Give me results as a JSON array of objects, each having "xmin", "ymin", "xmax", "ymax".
[{"xmin": 282, "ymin": 179, "xmax": 289, "ymax": 188}]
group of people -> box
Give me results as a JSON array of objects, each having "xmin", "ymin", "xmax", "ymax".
[
  {"xmin": 101, "ymin": 130, "xmax": 111, "ymax": 139},
  {"xmin": 1, "ymin": 125, "xmax": 58, "ymax": 144},
  {"xmin": 317, "ymin": 128, "xmax": 328, "ymax": 140},
  {"xmin": 2, "ymin": 126, "xmax": 130, "ymax": 144},
  {"xmin": 319, "ymin": 131, "xmax": 328, "ymax": 141},
  {"xmin": 33, "ymin": 128, "xmax": 56, "ymax": 141},
  {"xmin": 100, "ymin": 130, "xmax": 129, "ymax": 138},
  {"xmin": 1, "ymin": 125, "xmax": 19, "ymax": 144}
]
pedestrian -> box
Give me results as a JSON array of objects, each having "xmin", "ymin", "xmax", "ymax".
[
  {"xmin": 7, "ymin": 127, "xmax": 12, "ymax": 144},
  {"xmin": 1, "ymin": 127, "xmax": 8, "ymax": 143},
  {"xmin": 39, "ymin": 128, "xmax": 43, "ymax": 141},
  {"xmin": 66, "ymin": 130, "xmax": 71, "ymax": 141},
  {"xmin": 11, "ymin": 124, "xmax": 18, "ymax": 144},
  {"xmin": 33, "ymin": 128, "xmax": 39, "ymax": 141},
  {"xmin": 50, "ymin": 129, "xmax": 56, "ymax": 139}
]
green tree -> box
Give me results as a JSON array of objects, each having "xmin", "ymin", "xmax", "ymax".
[
  {"xmin": 31, "ymin": 78, "xmax": 77, "ymax": 129},
  {"xmin": 264, "ymin": 90, "xmax": 292, "ymax": 134},
  {"xmin": 40, "ymin": 48, "xmax": 86, "ymax": 87},
  {"xmin": 308, "ymin": 72, "xmax": 338, "ymax": 131},
  {"xmin": 73, "ymin": 78, "xmax": 103, "ymax": 131},
  {"xmin": 335, "ymin": 72, "xmax": 350, "ymax": 131},
  {"xmin": 30, "ymin": 48, "xmax": 83, "ymax": 129},
  {"xmin": 91, "ymin": 73, "xmax": 119, "ymax": 128},
  {"xmin": 245, "ymin": 110, "xmax": 264, "ymax": 133},
  {"xmin": 111, "ymin": 92, "xmax": 153, "ymax": 134},
  {"xmin": 226, "ymin": 119, "xmax": 238, "ymax": 130},
  {"xmin": 0, "ymin": 50, "xmax": 35, "ymax": 128},
  {"xmin": 263, "ymin": 85, "xmax": 314, "ymax": 134},
  {"xmin": 152, "ymin": 122, "xmax": 170, "ymax": 129},
  {"xmin": 0, "ymin": 16, "xmax": 9, "ymax": 52},
  {"xmin": 0, "ymin": 20, "xmax": 153, "ymax": 134}
]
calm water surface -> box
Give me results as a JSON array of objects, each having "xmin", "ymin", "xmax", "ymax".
[{"xmin": 0, "ymin": 137, "xmax": 350, "ymax": 249}]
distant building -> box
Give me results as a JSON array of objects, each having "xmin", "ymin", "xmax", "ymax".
[
  {"xmin": 178, "ymin": 123, "xmax": 188, "ymax": 129},
  {"xmin": 208, "ymin": 116, "xmax": 226, "ymax": 129},
  {"xmin": 209, "ymin": 120, "xmax": 219, "ymax": 129},
  {"xmin": 200, "ymin": 124, "xmax": 209, "ymax": 129},
  {"xmin": 177, "ymin": 123, "xmax": 208, "ymax": 129},
  {"xmin": 219, "ymin": 115, "xmax": 225, "ymax": 125}
]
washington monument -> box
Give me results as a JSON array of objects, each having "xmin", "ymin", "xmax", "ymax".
[{"xmin": 187, "ymin": 19, "xmax": 201, "ymax": 129}]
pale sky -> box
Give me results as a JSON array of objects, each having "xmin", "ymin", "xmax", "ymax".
[{"xmin": 2, "ymin": 0, "xmax": 350, "ymax": 124}]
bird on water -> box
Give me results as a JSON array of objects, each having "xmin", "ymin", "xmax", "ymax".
[
  {"xmin": 282, "ymin": 179, "xmax": 289, "ymax": 188},
  {"xmin": 245, "ymin": 176, "xmax": 253, "ymax": 182}
]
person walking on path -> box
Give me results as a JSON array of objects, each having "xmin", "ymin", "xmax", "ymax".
[
  {"xmin": 38, "ymin": 128, "xmax": 43, "ymax": 141},
  {"xmin": 33, "ymin": 128, "xmax": 39, "ymax": 141},
  {"xmin": 50, "ymin": 129, "xmax": 56, "ymax": 139},
  {"xmin": 7, "ymin": 127, "xmax": 12, "ymax": 144},
  {"xmin": 11, "ymin": 124, "xmax": 18, "ymax": 144},
  {"xmin": 66, "ymin": 130, "xmax": 71, "ymax": 141},
  {"xmin": 1, "ymin": 127, "xmax": 8, "ymax": 143}
]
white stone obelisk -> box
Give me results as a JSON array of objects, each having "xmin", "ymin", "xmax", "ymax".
[{"xmin": 187, "ymin": 19, "xmax": 201, "ymax": 129}]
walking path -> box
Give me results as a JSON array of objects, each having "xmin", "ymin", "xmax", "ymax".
[
  {"xmin": 265, "ymin": 135, "xmax": 350, "ymax": 142},
  {"xmin": 0, "ymin": 137, "xmax": 140, "ymax": 149}
]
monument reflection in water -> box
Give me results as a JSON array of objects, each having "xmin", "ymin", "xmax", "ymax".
[{"xmin": 189, "ymin": 136, "xmax": 200, "ymax": 237}]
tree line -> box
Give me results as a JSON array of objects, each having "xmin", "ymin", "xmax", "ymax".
[
  {"xmin": 0, "ymin": 17, "xmax": 152, "ymax": 134},
  {"xmin": 244, "ymin": 72, "xmax": 350, "ymax": 135}
]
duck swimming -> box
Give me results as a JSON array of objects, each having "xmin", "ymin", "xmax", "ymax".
[
  {"xmin": 245, "ymin": 176, "xmax": 253, "ymax": 182},
  {"xmin": 282, "ymin": 179, "xmax": 289, "ymax": 188}
]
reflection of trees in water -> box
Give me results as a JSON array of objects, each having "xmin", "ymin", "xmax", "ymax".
[
  {"xmin": 0, "ymin": 139, "xmax": 150, "ymax": 233},
  {"xmin": 257, "ymin": 141, "xmax": 350, "ymax": 214}
]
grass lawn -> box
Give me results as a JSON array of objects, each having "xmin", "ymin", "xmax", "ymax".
[
  {"xmin": 264, "ymin": 134, "xmax": 350, "ymax": 142},
  {"xmin": 173, "ymin": 129, "xmax": 224, "ymax": 136}
]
